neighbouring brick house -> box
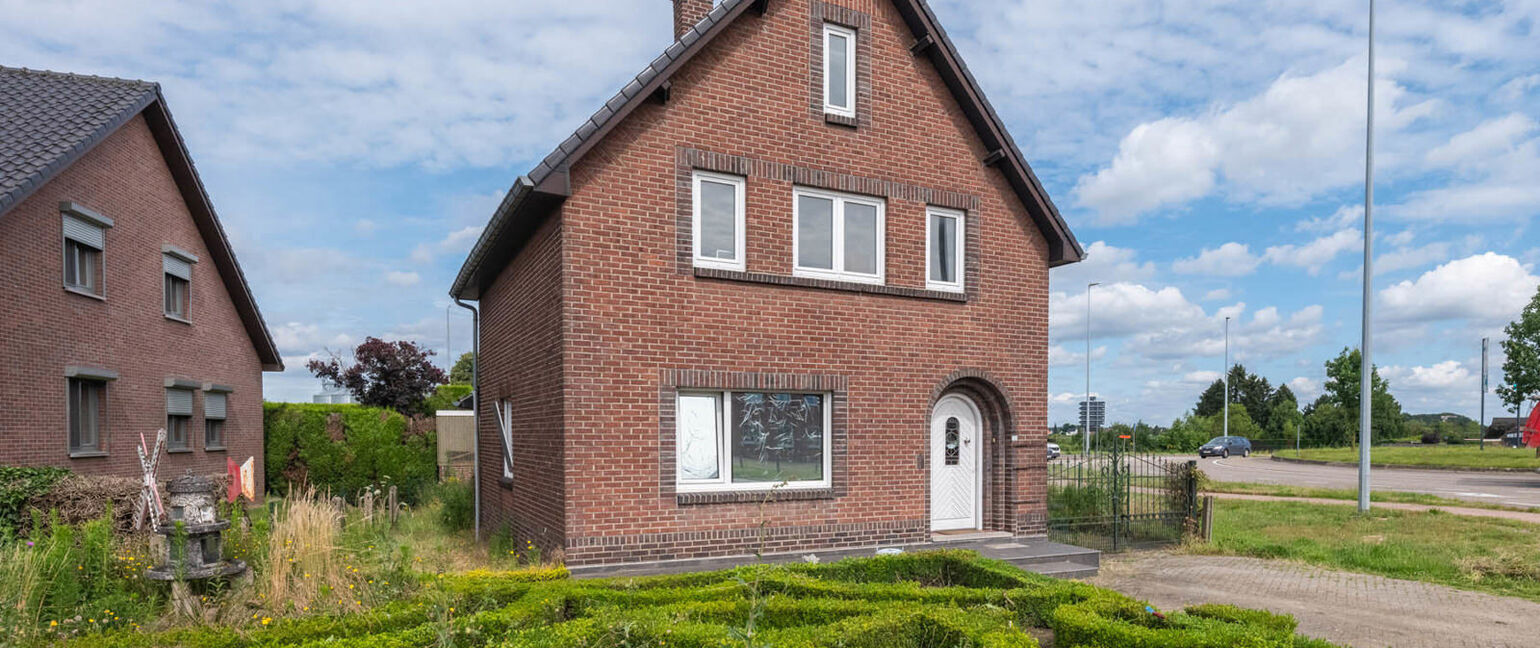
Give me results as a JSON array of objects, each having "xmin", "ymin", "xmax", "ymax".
[
  {"xmin": 451, "ymin": 0, "xmax": 1081, "ymax": 566},
  {"xmin": 0, "ymin": 67, "xmax": 283, "ymax": 490}
]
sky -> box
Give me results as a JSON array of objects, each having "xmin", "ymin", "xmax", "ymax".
[{"xmin": 3, "ymin": 1, "xmax": 1537, "ymax": 425}]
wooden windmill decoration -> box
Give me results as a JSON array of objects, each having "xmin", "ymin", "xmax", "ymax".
[{"xmin": 132, "ymin": 428, "xmax": 168, "ymax": 531}]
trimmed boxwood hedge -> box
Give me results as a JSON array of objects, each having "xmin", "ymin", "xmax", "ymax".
[
  {"xmin": 62, "ymin": 552, "xmax": 1338, "ymax": 648},
  {"xmin": 263, "ymin": 403, "xmax": 436, "ymax": 502}
]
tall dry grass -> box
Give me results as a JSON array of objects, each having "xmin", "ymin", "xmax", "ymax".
[{"xmin": 257, "ymin": 488, "xmax": 371, "ymax": 616}]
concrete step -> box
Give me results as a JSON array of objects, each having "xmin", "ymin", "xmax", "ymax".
[
  {"xmin": 1020, "ymin": 559, "xmax": 1099, "ymax": 579},
  {"xmin": 981, "ymin": 541, "xmax": 1100, "ymax": 569}
]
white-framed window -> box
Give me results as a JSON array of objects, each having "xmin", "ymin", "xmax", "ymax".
[
  {"xmin": 494, "ymin": 399, "xmax": 514, "ymax": 480},
  {"xmin": 692, "ymin": 171, "xmax": 747, "ymax": 271},
  {"xmin": 926, "ymin": 207, "xmax": 965, "ymax": 292},
  {"xmin": 676, "ymin": 391, "xmax": 832, "ymax": 492},
  {"xmin": 793, "ymin": 187, "xmax": 884, "ymax": 284},
  {"xmin": 823, "ymin": 23, "xmax": 857, "ymax": 118}
]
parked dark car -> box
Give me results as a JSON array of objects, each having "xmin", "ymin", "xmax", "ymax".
[
  {"xmin": 1198, "ymin": 436, "xmax": 1252, "ymax": 458},
  {"xmin": 1046, "ymin": 442, "xmax": 1061, "ymax": 461}
]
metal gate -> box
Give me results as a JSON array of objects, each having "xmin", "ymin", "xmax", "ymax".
[{"xmin": 1047, "ymin": 441, "xmax": 1200, "ymax": 552}]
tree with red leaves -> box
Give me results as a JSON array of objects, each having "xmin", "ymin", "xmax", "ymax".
[{"xmin": 307, "ymin": 337, "xmax": 449, "ymax": 414}]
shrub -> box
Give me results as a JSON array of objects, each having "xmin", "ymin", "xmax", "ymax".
[
  {"xmin": 422, "ymin": 384, "xmax": 473, "ymax": 416},
  {"xmin": 1421, "ymin": 429, "xmax": 1441, "ymax": 444},
  {"xmin": 0, "ymin": 466, "xmax": 69, "ymax": 537},
  {"xmin": 428, "ymin": 480, "xmax": 474, "ymax": 532},
  {"xmin": 0, "ymin": 507, "xmax": 160, "ymax": 643},
  {"xmin": 264, "ymin": 402, "xmax": 436, "ymax": 502}
]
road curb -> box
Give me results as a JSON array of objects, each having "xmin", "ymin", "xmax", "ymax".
[{"xmin": 1268, "ymin": 454, "xmax": 1540, "ymax": 474}]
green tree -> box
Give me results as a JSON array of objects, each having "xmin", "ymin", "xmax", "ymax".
[
  {"xmin": 1498, "ymin": 286, "xmax": 1540, "ymax": 415},
  {"xmin": 1307, "ymin": 347, "xmax": 1404, "ymax": 445},
  {"xmin": 1195, "ymin": 380, "xmax": 1226, "ymax": 418},
  {"xmin": 450, "ymin": 351, "xmax": 476, "ymax": 384}
]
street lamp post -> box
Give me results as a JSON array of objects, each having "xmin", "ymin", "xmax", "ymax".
[
  {"xmin": 1481, "ymin": 338, "xmax": 1488, "ymax": 451},
  {"xmin": 1223, "ymin": 316, "xmax": 1231, "ymax": 438},
  {"xmin": 1084, "ymin": 282, "xmax": 1100, "ymax": 458},
  {"xmin": 1357, "ymin": 0, "xmax": 1377, "ymax": 513}
]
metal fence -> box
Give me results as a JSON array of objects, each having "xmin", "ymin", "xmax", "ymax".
[{"xmin": 1047, "ymin": 442, "xmax": 1200, "ymax": 552}]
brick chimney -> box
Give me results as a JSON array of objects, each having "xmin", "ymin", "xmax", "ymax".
[{"xmin": 674, "ymin": 0, "xmax": 715, "ymax": 39}]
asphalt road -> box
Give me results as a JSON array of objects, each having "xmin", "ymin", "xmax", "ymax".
[{"xmin": 1196, "ymin": 455, "xmax": 1540, "ymax": 509}]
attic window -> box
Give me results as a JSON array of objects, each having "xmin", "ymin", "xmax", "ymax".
[{"xmin": 823, "ymin": 24, "xmax": 856, "ymax": 119}]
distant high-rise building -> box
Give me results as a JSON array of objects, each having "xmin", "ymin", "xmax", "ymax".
[{"xmin": 1079, "ymin": 397, "xmax": 1106, "ymax": 434}]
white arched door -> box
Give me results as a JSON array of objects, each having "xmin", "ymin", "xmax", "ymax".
[{"xmin": 930, "ymin": 394, "xmax": 982, "ymax": 531}]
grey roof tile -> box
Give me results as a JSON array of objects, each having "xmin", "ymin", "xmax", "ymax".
[{"xmin": 0, "ymin": 67, "xmax": 157, "ymax": 213}]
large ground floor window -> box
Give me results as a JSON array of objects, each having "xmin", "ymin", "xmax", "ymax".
[{"xmin": 676, "ymin": 391, "xmax": 830, "ymax": 492}]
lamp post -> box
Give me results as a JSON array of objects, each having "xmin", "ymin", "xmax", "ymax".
[
  {"xmin": 1223, "ymin": 316, "xmax": 1231, "ymax": 438},
  {"xmin": 1357, "ymin": 0, "xmax": 1377, "ymax": 513},
  {"xmin": 1084, "ymin": 282, "xmax": 1100, "ymax": 458},
  {"xmin": 1481, "ymin": 338, "xmax": 1488, "ymax": 451}
]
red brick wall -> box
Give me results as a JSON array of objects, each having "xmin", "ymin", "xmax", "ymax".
[
  {"xmin": 484, "ymin": 0, "xmax": 1052, "ymax": 565},
  {"xmin": 0, "ymin": 114, "xmax": 266, "ymax": 491},
  {"xmin": 476, "ymin": 215, "xmax": 567, "ymax": 553}
]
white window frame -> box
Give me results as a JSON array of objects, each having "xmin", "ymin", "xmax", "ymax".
[
  {"xmin": 691, "ymin": 171, "xmax": 747, "ymax": 272},
  {"xmin": 495, "ymin": 399, "xmax": 514, "ymax": 480},
  {"xmin": 925, "ymin": 207, "xmax": 966, "ymax": 293},
  {"xmin": 792, "ymin": 187, "xmax": 885, "ymax": 285},
  {"xmin": 675, "ymin": 391, "xmax": 834, "ymax": 493},
  {"xmin": 823, "ymin": 23, "xmax": 857, "ymax": 118}
]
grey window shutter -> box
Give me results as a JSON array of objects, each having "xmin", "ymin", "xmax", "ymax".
[
  {"xmin": 63, "ymin": 215, "xmax": 105, "ymax": 249},
  {"xmin": 205, "ymin": 392, "xmax": 227, "ymax": 420},
  {"xmin": 166, "ymin": 388, "xmax": 194, "ymax": 416},
  {"xmin": 163, "ymin": 254, "xmax": 192, "ymax": 280}
]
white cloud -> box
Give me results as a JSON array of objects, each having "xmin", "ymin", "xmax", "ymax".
[
  {"xmin": 1296, "ymin": 205, "xmax": 1362, "ymax": 234},
  {"xmin": 1288, "ymin": 377, "xmax": 1321, "ymax": 401},
  {"xmin": 1173, "ymin": 243, "xmax": 1261, "ymax": 277},
  {"xmin": 1050, "ymin": 344, "xmax": 1109, "ymax": 367},
  {"xmin": 355, "ymin": 219, "xmax": 378, "ymax": 235},
  {"xmin": 412, "ymin": 225, "xmax": 482, "ymax": 264},
  {"xmin": 1050, "ymin": 282, "xmax": 1207, "ymax": 341},
  {"xmin": 1381, "ymin": 361, "xmax": 1478, "ymax": 413},
  {"xmin": 1074, "ymin": 57, "xmax": 1435, "ymax": 222},
  {"xmin": 1380, "ymin": 253, "xmax": 1540, "ymax": 326},
  {"xmin": 1203, "ymin": 288, "xmax": 1233, "ymax": 301},
  {"xmin": 271, "ymin": 322, "xmax": 353, "ymax": 354},
  {"xmin": 1263, "ymin": 229, "xmax": 1361, "ymax": 274},
  {"xmin": 1184, "ymin": 370, "xmax": 1220, "ymax": 383},
  {"xmin": 1426, "ymin": 113, "xmax": 1537, "ymax": 167},
  {"xmin": 385, "ymin": 271, "xmax": 422, "ymax": 287},
  {"xmin": 1050, "ymin": 241, "xmax": 1156, "ymax": 291}
]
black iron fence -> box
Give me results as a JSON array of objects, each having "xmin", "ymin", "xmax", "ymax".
[{"xmin": 1047, "ymin": 442, "xmax": 1201, "ymax": 552}]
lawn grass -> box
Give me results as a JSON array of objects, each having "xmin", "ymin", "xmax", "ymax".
[
  {"xmin": 1276, "ymin": 445, "xmax": 1539, "ymax": 470},
  {"xmin": 1189, "ymin": 499, "xmax": 1540, "ymax": 601},
  {"xmin": 1203, "ymin": 481, "xmax": 1536, "ymax": 512}
]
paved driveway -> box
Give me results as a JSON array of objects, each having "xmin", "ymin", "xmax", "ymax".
[
  {"xmin": 1090, "ymin": 553, "xmax": 1540, "ymax": 648},
  {"xmin": 1196, "ymin": 455, "xmax": 1540, "ymax": 509}
]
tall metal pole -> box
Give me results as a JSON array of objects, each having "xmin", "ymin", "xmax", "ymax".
[
  {"xmin": 1085, "ymin": 282, "xmax": 1100, "ymax": 457},
  {"xmin": 1481, "ymin": 338, "xmax": 1489, "ymax": 450},
  {"xmin": 1358, "ymin": 0, "xmax": 1376, "ymax": 513},
  {"xmin": 1223, "ymin": 317, "xmax": 1231, "ymax": 438}
]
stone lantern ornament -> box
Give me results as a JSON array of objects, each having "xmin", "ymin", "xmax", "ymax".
[{"xmin": 146, "ymin": 471, "xmax": 247, "ymax": 583}]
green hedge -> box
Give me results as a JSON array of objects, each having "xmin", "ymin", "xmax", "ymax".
[
  {"xmin": 263, "ymin": 403, "xmax": 436, "ymax": 502},
  {"xmin": 63, "ymin": 551, "xmax": 1338, "ymax": 648},
  {"xmin": 421, "ymin": 384, "xmax": 473, "ymax": 416},
  {"xmin": 0, "ymin": 466, "xmax": 70, "ymax": 538}
]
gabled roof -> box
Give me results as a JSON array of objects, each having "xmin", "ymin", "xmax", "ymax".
[
  {"xmin": 0, "ymin": 66, "xmax": 284, "ymax": 371},
  {"xmin": 451, "ymin": 0, "xmax": 1082, "ymax": 300}
]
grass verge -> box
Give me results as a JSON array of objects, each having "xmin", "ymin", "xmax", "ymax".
[
  {"xmin": 1188, "ymin": 499, "xmax": 1540, "ymax": 602},
  {"xmin": 1204, "ymin": 481, "xmax": 1536, "ymax": 512},
  {"xmin": 1276, "ymin": 446, "xmax": 1539, "ymax": 470}
]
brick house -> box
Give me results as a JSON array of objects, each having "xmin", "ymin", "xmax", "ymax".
[
  {"xmin": 0, "ymin": 67, "xmax": 283, "ymax": 489},
  {"xmin": 450, "ymin": 0, "xmax": 1081, "ymax": 566}
]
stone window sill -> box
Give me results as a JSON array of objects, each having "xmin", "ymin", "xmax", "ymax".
[
  {"xmin": 677, "ymin": 488, "xmax": 836, "ymax": 506},
  {"xmin": 69, "ymin": 450, "xmax": 109, "ymax": 459},
  {"xmin": 64, "ymin": 286, "xmax": 105, "ymax": 301},
  {"xmin": 694, "ymin": 267, "xmax": 968, "ymax": 303},
  {"xmin": 165, "ymin": 314, "xmax": 192, "ymax": 325},
  {"xmin": 167, "ymin": 448, "xmax": 193, "ymax": 454},
  {"xmin": 205, "ymin": 445, "xmax": 227, "ymax": 452},
  {"xmin": 824, "ymin": 112, "xmax": 858, "ymax": 128}
]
